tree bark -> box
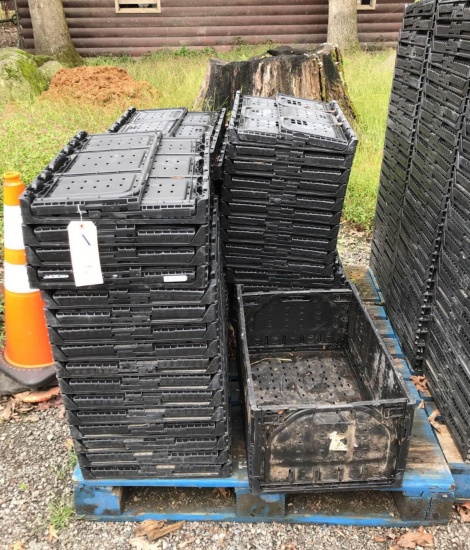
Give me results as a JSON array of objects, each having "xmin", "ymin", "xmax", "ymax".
[
  {"xmin": 194, "ymin": 44, "xmax": 356, "ymax": 123},
  {"xmin": 28, "ymin": 0, "xmax": 82, "ymax": 67},
  {"xmin": 327, "ymin": 0, "xmax": 360, "ymax": 52}
]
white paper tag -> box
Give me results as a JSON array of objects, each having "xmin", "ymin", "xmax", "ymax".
[
  {"xmin": 67, "ymin": 221, "xmax": 104, "ymax": 287},
  {"xmin": 329, "ymin": 431, "xmax": 348, "ymax": 452},
  {"xmin": 164, "ymin": 275, "xmax": 188, "ymax": 283}
]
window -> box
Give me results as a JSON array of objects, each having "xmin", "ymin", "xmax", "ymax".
[
  {"xmin": 357, "ymin": 0, "xmax": 377, "ymax": 10},
  {"xmin": 115, "ymin": 1, "xmax": 161, "ymax": 13}
]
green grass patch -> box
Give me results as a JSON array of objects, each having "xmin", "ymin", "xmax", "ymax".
[
  {"xmin": 343, "ymin": 49, "xmax": 395, "ymax": 230},
  {"xmin": 0, "ymin": 45, "xmax": 395, "ymax": 230},
  {"xmin": 49, "ymin": 496, "xmax": 74, "ymax": 531}
]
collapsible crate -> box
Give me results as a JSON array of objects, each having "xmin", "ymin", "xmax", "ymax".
[{"xmin": 236, "ymin": 285, "xmax": 415, "ymax": 495}]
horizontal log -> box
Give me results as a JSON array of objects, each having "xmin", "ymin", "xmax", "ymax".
[
  {"xmin": 21, "ymin": 25, "xmax": 329, "ymax": 41},
  {"xmin": 21, "ymin": 20, "xmax": 402, "ymax": 40}
]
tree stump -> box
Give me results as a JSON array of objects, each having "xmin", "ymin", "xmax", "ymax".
[{"xmin": 194, "ymin": 44, "xmax": 356, "ymax": 122}]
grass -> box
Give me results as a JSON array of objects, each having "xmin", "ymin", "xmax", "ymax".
[
  {"xmin": 0, "ymin": 44, "xmax": 395, "ymax": 230},
  {"xmin": 49, "ymin": 497, "xmax": 74, "ymax": 531},
  {"xmin": 343, "ymin": 49, "xmax": 396, "ymax": 229}
]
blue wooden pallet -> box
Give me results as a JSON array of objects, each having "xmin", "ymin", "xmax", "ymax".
[
  {"xmin": 360, "ymin": 266, "xmax": 470, "ymax": 502},
  {"xmin": 73, "ymin": 267, "xmax": 455, "ymax": 526}
]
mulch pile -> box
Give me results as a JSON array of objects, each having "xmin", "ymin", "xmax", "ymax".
[{"xmin": 41, "ymin": 66, "xmax": 159, "ymax": 106}]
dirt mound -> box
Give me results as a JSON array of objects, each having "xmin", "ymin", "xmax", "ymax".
[{"xmin": 41, "ymin": 66, "xmax": 158, "ymax": 106}]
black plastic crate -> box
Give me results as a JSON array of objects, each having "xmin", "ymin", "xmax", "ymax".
[
  {"xmin": 45, "ymin": 302, "xmax": 218, "ymax": 327},
  {"xmin": 70, "ymin": 418, "xmax": 228, "ymax": 438},
  {"xmin": 437, "ymin": 0, "xmax": 470, "ymax": 21},
  {"xmin": 62, "ymin": 388, "xmax": 225, "ymax": 410},
  {"xmin": 226, "ymin": 142, "xmax": 355, "ymax": 169},
  {"xmin": 77, "ymin": 447, "xmax": 230, "ymax": 468},
  {"xmin": 109, "ymin": 108, "xmax": 226, "ymax": 160},
  {"xmin": 223, "ymin": 241, "xmax": 336, "ymax": 262},
  {"xmin": 221, "ymin": 188, "xmax": 345, "ymax": 215},
  {"xmin": 224, "ymin": 157, "xmax": 351, "ymax": 183},
  {"xmin": 48, "ymin": 320, "xmax": 219, "ymax": 345},
  {"xmin": 434, "ymin": 19, "xmax": 470, "ymax": 38},
  {"xmin": 66, "ymin": 404, "xmax": 227, "ymax": 425},
  {"xmin": 25, "ymin": 243, "xmax": 209, "ymax": 268},
  {"xmin": 80, "ymin": 461, "xmax": 232, "ymax": 480},
  {"xmin": 228, "ymin": 92, "xmax": 357, "ymax": 153},
  {"xmin": 40, "ymin": 283, "xmax": 219, "ymax": 309},
  {"xmin": 52, "ymin": 339, "xmax": 221, "ymax": 361},
  {"xmin": 22, "ymin": 223, "xmax": 209, "ymax": 248},
  {"xmin": 224, "ymin": 174, "xmax": 347, "ymax": 197},
  {"xmin": 221, "ymin": 227, "xmax": 338, "ymax": 251},
  {"xmin": 20, "ymin": 134, "xmax": 211, "ymax": 225},
  {"xmin": 423, "ymin": 79, "xmax": 468, "ymax": 112},
  {"xmin": 226, "ymin": 267, "xmax": 343, "ymax": 288},
  {"xmin": 397, "ymin": 42, "xmax": 428, "ymax": 61},
  {"xmin": 55, "ymin": 356, "xmax": 222, "ymax": 377},
  {"xmin": 72, "ymin": 433, "xmax": 230, "ymax": 453},
  {"xmin": 58, "ymin": 370, "xmax": 224, "ymax": 393},
  {"xmin": 220, "ymin": 201, "xmax": 343, "ymax": 227},
  {"xmin": 27, "ymin": 263, "xmax": 209, "ymax": 291},
  {"xmin": 108, "ymin": 107, "xmax": 186, "ymax": 132},
  {"xmin": 404, "ymin": 0, "xmax": 435, "ymax": 20},
  {"xmin": 236, "ymin": 285, "xmax": 415, "ymax": 494},
  {"xmin": 221, "ymin": 213, "xmax": 340, "ymax": 239}
]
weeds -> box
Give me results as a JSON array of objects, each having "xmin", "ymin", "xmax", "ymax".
[{"xmin": 49, "ymin": 496, "xmax": 74, "ymax": 531}]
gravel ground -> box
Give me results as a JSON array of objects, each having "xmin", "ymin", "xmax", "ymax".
[{"xmin": 0, "ymin": 234, "xmax": 469, "ymax": 550}]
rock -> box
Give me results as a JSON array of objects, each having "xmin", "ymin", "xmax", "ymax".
[
  {"xmin": 0, "ymin": 47, "xmax": 49, "ymax": 104},
  {"xmin": 39, "ymin": 60, "xmax": 64, "ymax": 82}
]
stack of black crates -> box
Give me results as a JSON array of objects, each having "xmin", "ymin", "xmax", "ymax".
[
  {"xmin": 221, "ymin": 92, "xmax": 357, "ymax": 290},
  {"xmin": 20, "ymin": 111, "xmax": 232, "ymax": 480},
  {"xmin": 221, "ymin": 92, "xmax": 415, "ymax": 494},
  {"xmin": 371, "ymin": 0, "xmax": 436, "ymax": 304},
  {"xmin": 371, "ymin": 0, "xmax": 470, "ymax": 461}
]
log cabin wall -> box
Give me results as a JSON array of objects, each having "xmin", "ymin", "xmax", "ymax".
[{"xmin": 16, "ymin": 0, "xmax": 407, "ymax": 57}]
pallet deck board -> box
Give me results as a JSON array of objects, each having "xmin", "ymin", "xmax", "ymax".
[
  {"xmin": 72, "ymin": 266, "xmax": 457, "ymax": 525},
  {"xmin": 424, "ymin": 401, "xmax": 470, "ymax": 501}
]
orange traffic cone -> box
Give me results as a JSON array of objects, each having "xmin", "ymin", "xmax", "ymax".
[{"xmin": 0, "ymin": 171, "xmax": 56, "ymax": 388}]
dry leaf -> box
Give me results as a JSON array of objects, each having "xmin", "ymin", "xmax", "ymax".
[
  {"xmin": 411, "ymin": 376, "xmax": 428, "ymax": 392},
  {"xmin": 373, "ymin": 535, "xmax": 387, "ymax": 543},
  {"xmin": 428, "ymin": 410, "xmax": 442, "ymax": 433},
  {"xmin": 135, "ymin": 520, "xmax": 183, "ymax": 542},
  {"xmin": 456, "ymin": 501, "xmax": 470, "ymax": 522},
  {"xmin": 394, "ymin": 526, "xmax": 434, "ymax": 548},
  {"xmin": 37, "ymin": 394, "xmax": 63, "ymax": 411},
  {"xmin": 10, "ymin": 542, "xmax": 25, "ymax": 550},
  {"xmin": 13, "ymin": 391, "xmax": 32, "ymax": 401},
  {"xmin": 47, "ymin": 524, "xmax": 59, "ymax": 542},
  {"xmin": 213, "ymin": 487, "xmax": 229, "ymax": 498},
  {"xmin": 0, "ymin": 400, "xmax": 14, "ymax": 421},
  {"xmin": 64, "ymin": 438, "xmax": 74, "ymax": 451},
  {"xmin": 20, "ymin": 387, "xmax": 60, "ymax": 403},
  {"xmin": 418, "ymin": 400, "xmax": 425, "ymax": 409},
  {"xmin": 135, "ymin": 520, "xmax": 166, "ymax": 538}
]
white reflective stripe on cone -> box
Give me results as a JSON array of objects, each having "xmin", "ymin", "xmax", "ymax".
[
  {"xmin": 4, "ymin": 262, "xmax": 36, "ymax": 294},
  {"xmin": 3, "ymin": 205, "xmax": 25, "ymax": 250}
]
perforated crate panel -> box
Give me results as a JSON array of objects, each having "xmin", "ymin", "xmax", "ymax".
[{"xmin": 249, "ymin": 352, "xmax": 363, "ymax": 406}]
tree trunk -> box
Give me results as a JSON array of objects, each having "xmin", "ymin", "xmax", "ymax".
[
  {"xmin": 327, "ymin": 0, "xmax": 360, "ymax": 52},
  {"xmin": 194, "ymin": 45, "xmax": 356, "ymax": 123},
  {"xmin": 28, "ymin": 0, "xmax": 82, "ymax": 67}
]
